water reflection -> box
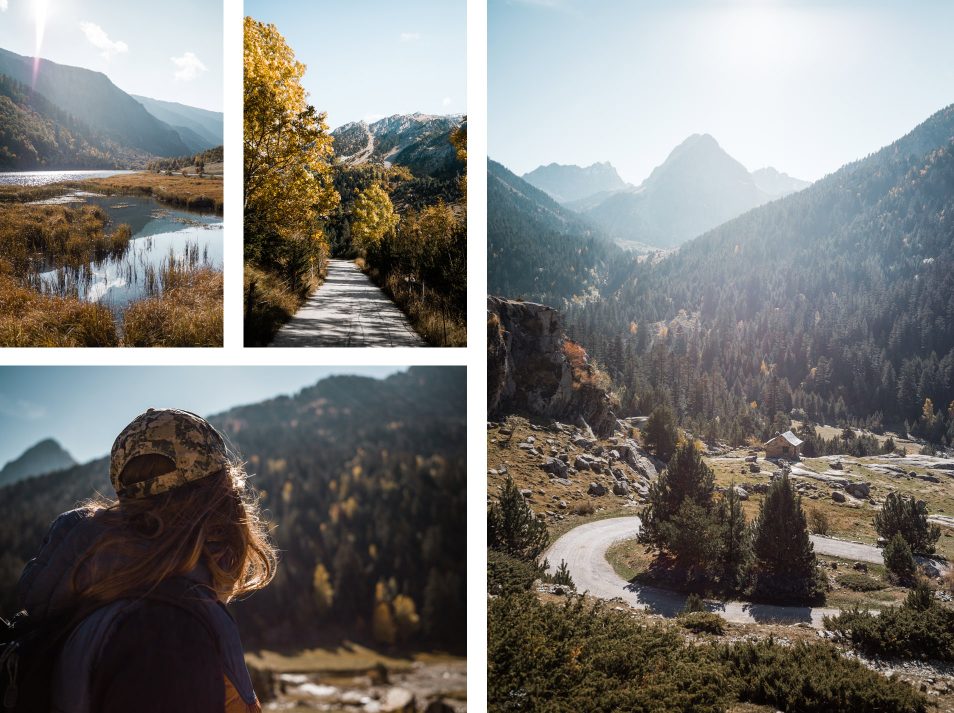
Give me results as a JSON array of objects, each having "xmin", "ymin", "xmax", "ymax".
[
  {"xmin": 36, "ymin": 193, "xmax": 222, "ymax": 313},
  {"xmin": 0, "ymin": 170, "xmax": 135, "ymax": 186}
]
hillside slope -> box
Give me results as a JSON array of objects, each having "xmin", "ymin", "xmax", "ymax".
[
  {"xmin": 0, "ymin": 438, "xmax": 75, "ymax": 488},
  {"xmin": 488, "ymin": 159, "xmax": 630, "ymax": 304},
  {"xmin": 0, "ymin": 47, "xmax": 188, "ymax": 157}
]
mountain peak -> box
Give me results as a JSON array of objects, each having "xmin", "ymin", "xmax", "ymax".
[{"xmin": 0, "ymin": 438, "xmax": 76, "ymax": 488}]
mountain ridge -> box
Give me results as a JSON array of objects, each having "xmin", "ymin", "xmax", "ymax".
[{"xmin": 0, "ymin": 438, "xmax": 75, "ymax": 488}]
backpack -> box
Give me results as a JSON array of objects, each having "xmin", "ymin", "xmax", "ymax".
[
  {"xmin": 0, "ymin": 579, "xmax": 219, "ymax": 712},
  {"xmin": 0, "ymin": 606, "xmax": 82, "ymax": 713}
]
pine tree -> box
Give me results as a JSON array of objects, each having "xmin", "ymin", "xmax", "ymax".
[
  {"xmin": 643, "ymin": 404, "xmax": 678, "ymax": 462},
  {"xmin": 883, "ymin": 532, "xmax": 916, "ymax": 584},
  {"xmin": 751, "ymin": 474, "xmax": 819, "ymax": 603},
  {"xmin": 640, "ymin": 442, "xmax": 715, "ymax": 549},
  {"xmin": 717, "ymin": 485, "xmax": 749, "ymax": 591},
  {"xmin": 488, "ymin": 476, "xmax": 549, "ymax": 560},
  {"xmin": 875, "ymin": 492, "xmax": 941, "ymax": 554}
]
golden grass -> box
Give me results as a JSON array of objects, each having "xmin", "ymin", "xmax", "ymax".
[
  {"xmin": 74, "ymin": 172, "xmax": 223, "ymax": 214},
  {"xmin": 122, "ymin": 267, "xmax": 223, "ymax": 347},
  {"xmin": 0, "ymin": 202, "xmax": 131, "ymax": 271},
  {"xmin": 243, "ymin": 263, "xmax": 316, "ymax": 347},
  {"xmin": 366, "ymin": 266, "xmax": 466, "ymax": 347},
  {"xmin": 0, "ymin": 270, "xmax": 118, "ymax": 346}
]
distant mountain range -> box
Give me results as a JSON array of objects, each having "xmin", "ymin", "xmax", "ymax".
[
  {"xmin": 522, "ymin": 162, "xmax": 628, "ymax": 205},
  {"xmin": 332, "ymin": 113, "xmax": 465, "ymax": 179},
  {"xmin": 521, "ymin": 134, "xmax": 810, "ymax": 249},
  {"xmin": 0, "ymin": 438, "xmax": 75, "ymax": 488},
  {"xmin": 0, "ymin": 47, "xmax": 222, "ymax": 170}
]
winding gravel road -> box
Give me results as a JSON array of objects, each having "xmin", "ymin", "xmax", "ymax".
[
  {"xmin": 544, "ymin": 516, "xmax": 857, "ymax": 627},
  {"xmin": 269, "ymin": 259, "xmax": 424, "ymax": 347}
]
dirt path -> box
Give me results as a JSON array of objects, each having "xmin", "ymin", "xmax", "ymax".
[
  {"xmin": 269, "ymin": 259, "xmax": 424, "ymax": 347},
  {"xmin": 545, "ymin": 516, "xmax": 843, "ymax": 627}
]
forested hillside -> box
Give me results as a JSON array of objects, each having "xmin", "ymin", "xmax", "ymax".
[
  {"xmin": 0, "ymin": 47, "xmax": 188, "ymax": 158},
  {"xmin": 563, "ymin": 104, "xmax": 954, "ymax": 444},
  {"xmin": 0, "ymin": 367, "xmax": 466, "ymax": 651},
  {"xmin": 487, "ymin": 159, "xmax": 630, "ymax": 304},
  {"xmin": 0, "ymin": 74, "xmax": 147, "ymax": 169}
]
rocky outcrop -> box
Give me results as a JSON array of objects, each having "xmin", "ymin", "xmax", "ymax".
[{"xmin": 488, "ymin": 297, "xmax": 618, "ymax": 437}]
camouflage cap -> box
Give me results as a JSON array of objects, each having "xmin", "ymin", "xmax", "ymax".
[{"xmin": 110, "ymin": 408, "xmax": 230, "ymax": 499}]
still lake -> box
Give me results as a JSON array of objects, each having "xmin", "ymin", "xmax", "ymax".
[
  {"xmin": 0, "ymin": 170, "xmax": 136, "ymax": 186},
  {"xmin": 35, "ymin": 192, "xmax": 223, "ymax": 312}
]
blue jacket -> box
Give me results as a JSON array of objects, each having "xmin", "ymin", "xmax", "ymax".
[{"xmin": 17, "ymin": 509, "xmax": 258, "ymax": 713}]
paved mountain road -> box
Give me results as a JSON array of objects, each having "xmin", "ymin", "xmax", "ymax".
[
  {"xmin": 269, "ymin": 259, "xmax": 425, "ymax": 347},
  {"xmin": 544, "ymin": 516, "xmax": 857, "ymax": 627}
]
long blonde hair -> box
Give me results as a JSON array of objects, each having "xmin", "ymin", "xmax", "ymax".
[{"xmin": 72, "ymin": 454, "xmax": 277, "ymax": 603}]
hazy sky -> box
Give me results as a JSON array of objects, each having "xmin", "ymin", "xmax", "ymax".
[
  {"xmin": 245, "ymin": 0, "xmax": 466, "ymax": 128},
  {"xmin": 0, "ymin": 0, "xmax": 223, "ymax": 111},
  {"xmin": 0, "ymin": 366, "xmax": 403, "ymax": 467},
  {"xmin": 490, "ymin": 0, "xmax": 954, "ymax": 183}
]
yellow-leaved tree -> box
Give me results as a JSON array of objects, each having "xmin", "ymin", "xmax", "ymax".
[
  {"xmin": 243, "ymin": 16, "xmax": 339, "ymax": 274},
  {"xmin": 350, "ymin": 184, "xmax": 399, "ymax": 253}
]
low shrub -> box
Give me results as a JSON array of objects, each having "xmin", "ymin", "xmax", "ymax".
[
  {"xmin": 678, "ymin": 611, "xmax": 725, "ymax": 635},
  {"xmin": 243, "ymin": 263, "xmax": 312, "ymax": 347},
  {"xmin": 541, "ymin": 559, "xmax": 575, "ymax": 589},
  {"xmin": 837, "ymin": 572, "xmax": 885, "ymax": 592},
  {"xmin": 487, "ymin": 550, "xmax": 540, "ymax": 597},
  {"xmin": 571, "ymin": 501, "xmax": 595, "ymax": 516},
  {"xmin": 488, "ymin": 593, "xmax": 926, "ymax": 713},
  {"xmin": 722, "ymin": 639, "xmax": 927, "ymax": 713},
  {"xmin": 824, "ymin": 596, "xmax": 954, "ymax": 662}
]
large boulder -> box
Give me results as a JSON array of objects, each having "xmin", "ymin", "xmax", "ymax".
[
  {"xmin": 542, "ymin": 458, "xmax": 569, "ymax": 478},
  {"xmin": 588, "ymin": 482, "xmax": 607, "ymax": 496},
  {"xmin": 487, "ymin": 297, "xmax": 618, "ymax": 437},
  {"xmin": 845, "ymin": 481, "xmax": 871, "ymax": 499}
]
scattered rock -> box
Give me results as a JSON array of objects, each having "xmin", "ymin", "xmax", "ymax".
[
  {"xmin": 831, "ymin": 491, "xmax": 847, "ymax": 503},
  {"xmin": 733, "ymin": 486, "xmax": 749, "ymax": 501},
  {"xmin": 381, "ymin": 688, "xmax": 416, "ymax": 713},
  {"xmin": 853, "ymin": 562, "xmax": 868, "ymax": 573},
  {"xmin": 613, "ymin": 480, "xmax": 630, "ymax": 496},
  {"xmin": 588, "ymin": 482, "xmax": 607, "ymax": 496},
  {"xmin": 542, "ymin": 458, "xmax": 569, "ymax": 478}
]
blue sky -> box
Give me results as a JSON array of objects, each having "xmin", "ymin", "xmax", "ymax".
[
  {"xmin": 0, "ymin": 0, "xmax": 223, "ymax": 111},
  {"xmin": 245, "ymin": 0, "xmax": 466, "ymax": 128},
  {"xmin": 0, "ymin": 366, "xmax": 403, "ymax": 466},
  {"xmin": 490, "ymin": 0, "xmax": 954, "ymax": 183}
]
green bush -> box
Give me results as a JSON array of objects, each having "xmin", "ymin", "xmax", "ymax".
[
  {"xmin": 883, "ymin": 532, "xmax": 916, "ymax": 583},
  {"xmin": 678, "ymin": 611, "xmax": 725, "ymax": 635},
  {"xmin": 489, "ymin": 593, "xmax": 730, "ymax": 712},
  {"xmin": 722, "ymin": 639, "xmax": 926, "ymax": 713},
  {"xmin": 682, "ymin": 592, "xmax": 706, "ymax": 614},
  {"xmin": 824, "ymin": 598, "xmax": 954, "ymax": 662},
  {"xmin": 488, "ymin": 593, "xmax": 926, "ymax": 712},
  {"xmin": 541, "ymin": 558, "xmax": 575, "ymax": 589},
  {"xmin": 836, "ymin": 572, "xmax": 885, "ymax": 592},
  {"xmin": 487, "ymin": 550, "xmax": 541, "ymax": 597}
]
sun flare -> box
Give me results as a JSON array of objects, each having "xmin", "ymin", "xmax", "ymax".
[{"xmin": 33, "ymin": 0, "xmax": 50, "ymax": 57}]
